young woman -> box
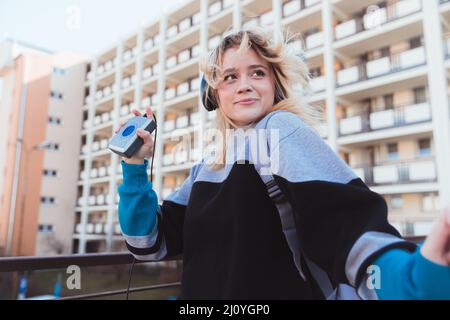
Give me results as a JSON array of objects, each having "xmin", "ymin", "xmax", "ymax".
[{"xmin": 116, "ymin": 27, "xmax": 450, "ymax": 299}]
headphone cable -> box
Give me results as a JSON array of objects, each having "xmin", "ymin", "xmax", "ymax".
[{"xmin": 125, "ymin": 113, "xmax": 158, "ymax": 300}]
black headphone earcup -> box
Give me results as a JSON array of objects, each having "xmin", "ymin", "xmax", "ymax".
[{"xmin": 200, "ymin": 75, "xmax": 217, "ymax": 112}]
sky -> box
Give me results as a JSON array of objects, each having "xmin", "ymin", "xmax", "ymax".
[{"xmin": 0, "ymin": 0, "xmax": 182, "ymax": 56}]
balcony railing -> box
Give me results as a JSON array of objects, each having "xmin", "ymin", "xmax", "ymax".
[
  {"xmin": 337, "ymin": 46, "xmax": 426, "ymax": 87},
  {"xmin": 334, "ymin": 0, "xmax": 422, "ymax": 41},
  {"xmin": 0, "ymin": 253, "xmax": 181, "ymax": 300},
  {"xmin": 353, "ymin": 157, "xmax": 437, "ymax": 186},
  {"xmin": 339, "ymin": 101, "xmax": 432, "ymax": 136},
  {"xmin": 0, "ymin": 235, "xmax": 424, "ymax": 299}
]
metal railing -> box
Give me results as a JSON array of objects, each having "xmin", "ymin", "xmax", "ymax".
[
  {"xmin": 0, "ymin": 235, "xmax": 426, "ymax": 300},
  {"xmin": 0, "ymin": 252, "xmax": 181, "ymax": 300}
]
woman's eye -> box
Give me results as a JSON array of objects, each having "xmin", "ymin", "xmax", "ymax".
[
  {"xmin": 224, "ymin": 74, "xmax": 236, "ymax": 81},
  {"xmin": 252, "ymin": 70, "xmax": 265, "ymax": 77}
]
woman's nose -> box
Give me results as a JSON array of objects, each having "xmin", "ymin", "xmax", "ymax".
[{"xmin": 236, "ymin": 77, "xmax": 253, "ymax": 93}]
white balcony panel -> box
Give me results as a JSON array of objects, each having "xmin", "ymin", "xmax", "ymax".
[
  {"xmin": 98, "ymin": 167, "xmax": 107, "ymax": 177},
  {"xmin": 413, "ymin": 221, "xmax": 433, "ymax": 236},
  {"xmin": 177, "ymin": 82, "xmax": 190, "ymax": 96},
  {"xmin": 164, "ymin": 120, "xmax": 175, "ymax": 132},
  {"xmin": 339, "ymin": 116, "xmax": 363, "ymax": 135},
  {"xmin": 151, "ymin": 94, "xmax": 159, "ymax": 105},
  {"xmin": 337, "ymin": 66, "xmax": 359, "ymax": 86},
  {"xmin": 142, "ymin": 97, "xmax": 151, "ymax": 108},
  {"xmin": 120, "ymin": 105, "xmax": 129, "ymax": 116},
  {"xmin": 77, "ymin": 197, "xmax": 85, "ymax": 207},
  {"xmin": 404, "ymin": 103, "xmax": 431, "ymax": 124},
  {"xmin": 310, "ymin": 76, "xmax": 325, "ymax": 92},
  {"xmin": 283, "ymin": 0, "xmax": 301, "ymax": 17},
  {"xmin": 352, "ymin": 168, "xmax": 365, "ymax": 182},
  {"xmin": 305, "ymin": 0, "xmax": 320, "ymax": 7},
  {"xmin": 179, "ymin": 18, "xmax": 191, "ymax": 32},
  {"xmin": 115, "ymin": 224, "xmax": 121, "ymax": 235},
  {"xmin": 192, "ymin": 44, "xmax": 200, "ymax": 57},
  {"xmin": 366, "ymin": 57, "xmax": 391, "ymax": 78},
  {"xmin": 96, "ymin": 194, "xmax": 105, "ymax": 205},
  {"xmin": 90, "ymin": 168, "xmax": 98, "ymax": 178},
  {"xmin": 409, "ymin": 161, "xmax": 436, "ymax": 181},
  {"xmin": 101, "ymin": 112, "xmax": 110, "ymax": 123},
  {"xmin": 306, "ymin": 32, "xmax": 323, "ymax": 50},
  {"xmin": 165, "ymin": 88, "xmax": 176, "ymax": 100},
  {"xmin": 144, "ymin": 38, "xmax": 154, "ymax": 51},
  {"xmin": 86, "ymin": 224, "xmax": 94, "ymax": 234},
  {"xmin": 95, "ymin": 223, "xmax": 104, "ymax": 234},
  {"xmin": 395, "ymin": 0, "xmax": 421, "ymax": 18},
  {"xmin": 190, "ymin": 112, "xmax": 200, "ymax": 125},
  {"xmin": 399, "ymin": 47, "xmax": 425, "ymax": 69},
  {"xmin": 370, "ymin": 109, "xmax": 395, "ymax": 130},
  {"xmin": 176, "ymin": 115, "xmax": 189, "ymax": 128},
  {"xmin": 363, "ymin": 7, "xmax": 387, "ymax": 30},
  {"xmin": 81, "ymin": 145, "xmax": 88, "ymax": 154},
  {"xmin": 95, "ymin": 91, "xmax": 103, "ymax": 100},
  {"xmin": 100, "ymin": 139, "xmax": 108, "ymax": 150},
  {"xmin": 190, "ymin": 77, "xmax": 200, "ymax": 91},
  {"xmin": 373, "ymin": 165, "xmax": 399, "ymax": 184},
  {"xmin": 208, "ymin": 36, "xmax": 221, "ymax": 50},
  {"xmin": 75, "ymin": 224, "xmax": 82, "ymax": 234},
  {"xmin": 143, "ymin": 67, "xmax": 152, "ymax": 79},
  {"xmin": 167, "ymin": 25, "xmax": 178, "ymax": 38},
  {"xmin": 94, "ymin": 115, "xmax": 101, "ymax": 125},
  {"xmin": 178, "ymin": 50, "xmax": 191, "ymax": 63},
  {"xmin": 167, "ymin": 56, "xmax": 177, "ymax": 68},
  {"xmin": 88, "ymin": 196, "xmax": 96, "ymax": 206},
  {"xmin": 335, "ymin": 19, "xmax": 357, "ymax": 40},
  {"xmin": 122, "ymin": 77, "xmax": 131, "ymax": 89},
  {"xmin": 175, "ymin": 151, "xmax": 188, "ymax": 164},
  {"xmin": 209, "ymin": 1, "xmax": 221, "ymax": 16},
  {"xmin": 91, "ymin": 141, "xmax": 100, "ymax": 152},
  {"xmin": 260, "ymin": 11, "xmax": 274, "ymax": 26},
  {"xmin": 163, "ymin": 154, "xmax": 174, "ymax": 166}
]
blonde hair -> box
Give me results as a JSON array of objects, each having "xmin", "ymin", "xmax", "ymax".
[{"xmin": 199, "ymin": 26, "xmax": 324, "ymax": 170}]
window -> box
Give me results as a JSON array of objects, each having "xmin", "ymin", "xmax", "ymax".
[
  {"xmin": 383, "ymin": 94, "xmax": 394, "ymax": 110},
  {"xmin": 409, "ymin": 36, "xmax": 422, "ymax": 49},
  {"xmin": 50, "ymin": 90, "xmax": 64, "ymax": 100},
  {"xmin": 48, "ymin": 116, "xmax": 62, "ymax": 125},
  {"xmin": 46, "ymin": 143, "xmax": 60, "ymax": 151},
  {"xmin": 43, "ymin": 169, "xmax": 58, "ymax": 177},
  {"xmin": 38, "ymin": 224, "xmax": 54, "ymax": 233},
  {"xmin": 418, "ymin": 138, "xmax": 431, "ymax": 157},
  {"xmin": 52, "ymin": 67, "xmax": 65, "ymax": 76},
  {"xmin": 387, "ymin": 143, "xmax": 399, "ymax": 160},
  {"xmin": 421, "ymin": 192, "xmax": 440, "ymax": 212},
  {"xmin": 389, "ymin": 194, "xmax": 403, "ymax": 210},
  {"xmin": 413, "ymin": 87, "xmax": 426, "ymax": 104},
  {"xmin": 40, "ymin": 196, "xmax": 56, "ymax": 205}
]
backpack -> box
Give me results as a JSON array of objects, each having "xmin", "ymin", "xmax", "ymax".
[{"xmin": 260, "ymin": 174, "xmax": 363, "ymax": 300}]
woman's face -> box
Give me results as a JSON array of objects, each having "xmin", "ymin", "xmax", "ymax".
[{"xmin": 216, "ymin": 47, "xmax": 276, "ymax": 127}]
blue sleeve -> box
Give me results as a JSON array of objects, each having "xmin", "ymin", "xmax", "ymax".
[
  {"xmin": 374, "ymin": 245, "xmax": 450, "ymax": 299},
  {"xmin": 117, "ymin": 159, "xmax": 158, "ymax": 236}
]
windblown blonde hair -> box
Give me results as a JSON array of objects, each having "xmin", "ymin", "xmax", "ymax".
[{"xmin": 199, "ymin": 26, "xmax": 324, "ymax": 170}]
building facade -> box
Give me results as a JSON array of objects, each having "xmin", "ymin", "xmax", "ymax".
[{"xmin": 75, "ymin": 0, "xmax": 450, "ymax": 253}]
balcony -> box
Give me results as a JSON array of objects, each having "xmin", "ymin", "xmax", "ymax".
[
  {"xmin": 353, "ymin": 158, "xmax": 438, "ymax": 193},
  {"xmin": 339, "ymin": 102, "xmax": 432, "ymax": 137},
  {"xmin": 334, "ymin": 0, "xmax": 422, "ymax": 56},
  {"xmin": 282, "ymin": 0, "xmax": 322, "ymax": 35},
  {"xmin": 336, "ymin": 47, "xmax": 427, "ymax": 100}
]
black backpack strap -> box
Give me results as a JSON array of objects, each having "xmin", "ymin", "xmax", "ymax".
[{"xmin": 263, "ymin": 176, "xmax": 336, "ymax": 299}]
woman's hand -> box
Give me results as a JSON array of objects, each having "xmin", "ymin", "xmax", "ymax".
[
  {"xmin": 114, "ymin": 107, "xmax": 155, "ymax": 164},
  {"xmin": 420, "ymin": 206, "xmax": 450, "ymax": 266}
]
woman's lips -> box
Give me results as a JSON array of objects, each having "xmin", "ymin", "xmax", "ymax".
[{"xmin": 236, "ymin": 99, "xmax": 258, "ymax": 105}]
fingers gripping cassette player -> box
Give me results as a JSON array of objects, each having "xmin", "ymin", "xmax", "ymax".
[{"xmin": 108, "ymin": 114, "xmax": 156, "ymax": 158}]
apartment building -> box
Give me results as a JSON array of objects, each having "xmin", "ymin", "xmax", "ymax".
[
  {"xmin": 76, "ymin": 0, "xmax": 450, "ymax": 253},
  {"xmin": 0, "ymin": 39, "xmax": 87, "ymax": 256}
]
